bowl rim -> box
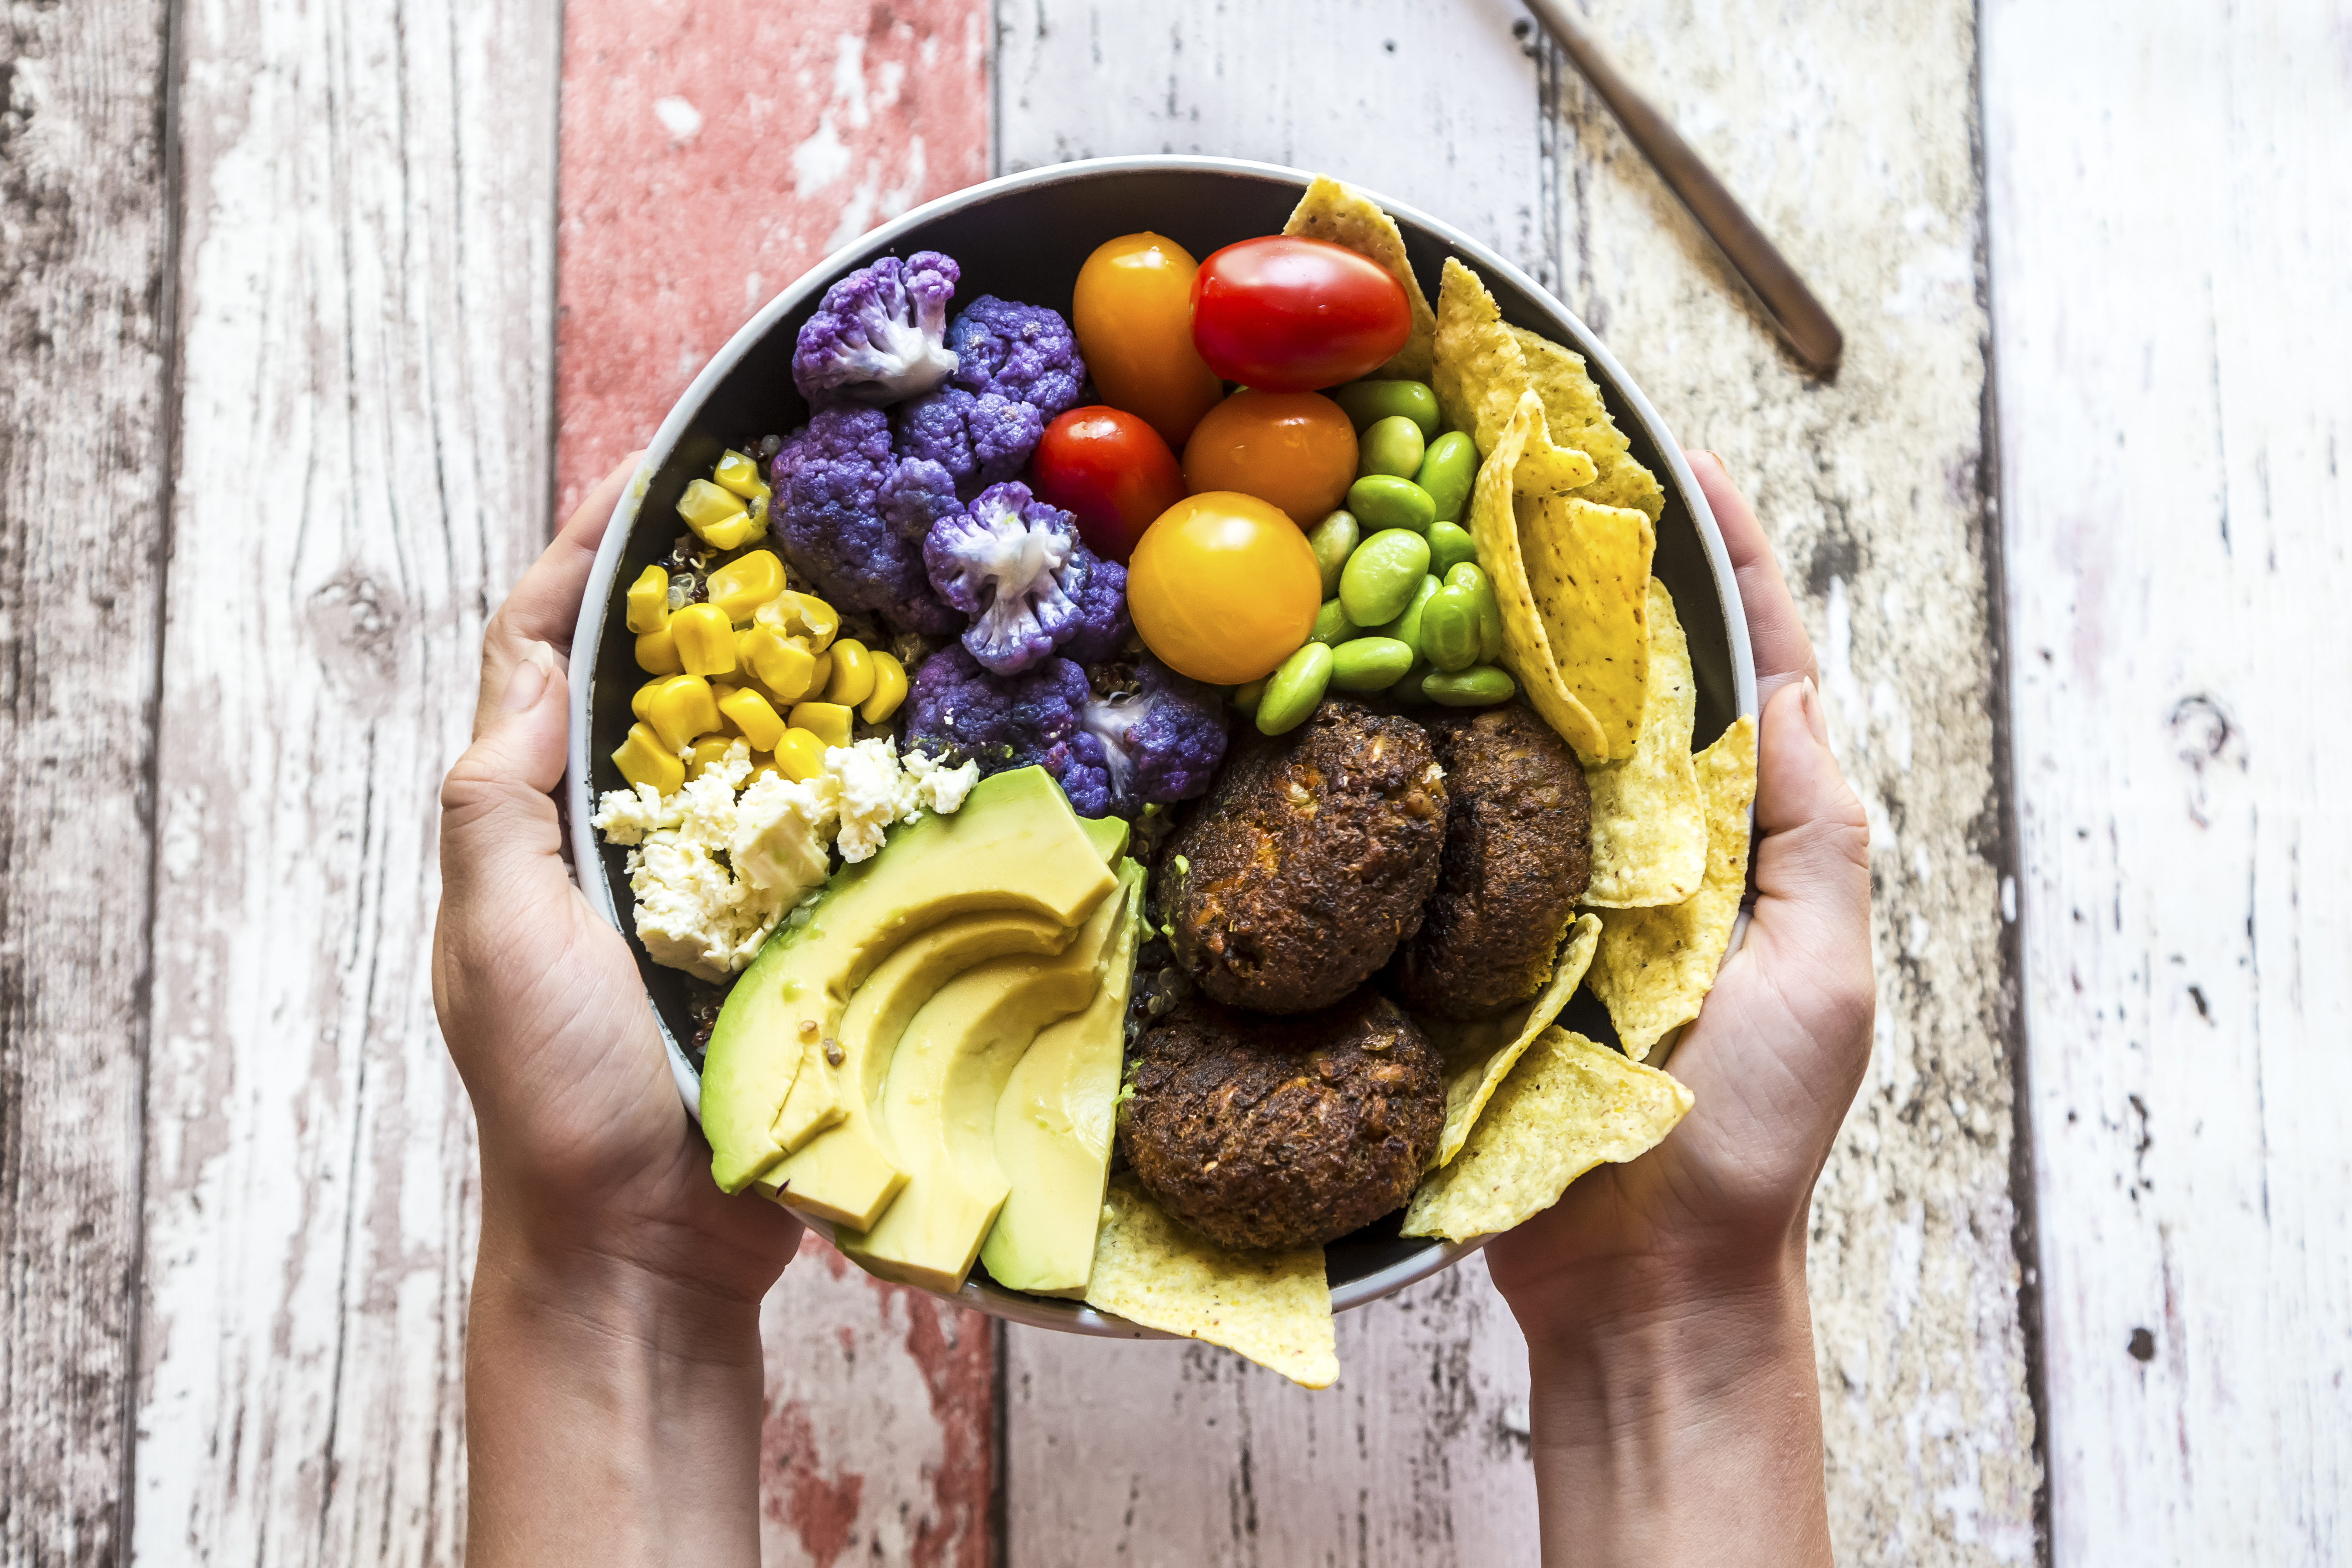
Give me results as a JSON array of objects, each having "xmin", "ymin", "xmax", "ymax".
[{"xmin": 564, "ymin": 153, "xmax": 1757, "ymax": 1338}]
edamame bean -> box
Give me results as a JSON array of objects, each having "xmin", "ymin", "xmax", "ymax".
[
  {"xmin": 1307, "ymin": 510, "xmax": 1361, "ymax": 598},
  {"xmin": 1356, "ymin": 415, "xmax": 1425, "ymax": 479},
  {"xmin": 1415, "ymin": 431, "xmax": 1478, "ymax": 523},
  {"xmin": 1446, "ymin": 562, "xmax": 1504, "ymax": 664},
  {"xmin": 1332, "ymin": 380, "xmax": 1441, "ymax": 440},
  {"xmin": 1329, "ymin": 636, "xmax": 1415, "ymax": 691},
  {"xmin": 1346, "ymin": 474, "xmax": 1437, "ymax": 536},
  {"xmin": 1232, "ymin": 677, "xmax": 1267, "ymax": 712},
  {"xmin": 1425, "ymin": 519, "xmax": 1478, "ymax": 578},
  {"xmin": 1309, "ymin": 598, "xmax": 1362, "ymax": 647},
  {"xmin": 1377, "ymin": 574, "xmax": 1441, "ymax": 656},
  {"xmin": 1338, "ymin": 528, "xmax": 1432, "ymax": 627},
  {"xmin": 1418, "ymin": 587, "xmax": 1483, "ymax": 672},
  {"xmin": 1423, "ymin": 664, "xmax": 1517, "ymax": 706},
  {"xmin": 1256, "ymin": 642, "xmax": 1334, "ymax": 735}
]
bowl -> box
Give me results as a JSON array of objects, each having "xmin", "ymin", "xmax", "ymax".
[{"xmin": 566, "ymin": 155, "xmax": 1757, "ymax": 1338}]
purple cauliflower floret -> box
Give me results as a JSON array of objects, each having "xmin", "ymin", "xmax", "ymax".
[
  {"xmin": 923, "ymin": 482, "xmax": 1090, "ymax": 675},
  {"xmin": 791, "ymin": 251, "xmax": 961, "ymax": 406},
  {"xmin": 1047, "ymin": 656, "xmax": 1230, "ymax": 819},
  {"xmin": 892, "ymin": 387, "xmax": 1047, "ymax": 490},
  {"xmin": 878, "ymin": 456, "xmax": 961, "ymax": 540},
  {"xmin": 772, "ymin": 406, "xmax": 957, "ymax": 635},
  {"xmin": 1059, "ymin": 547, "xmax": 1130, "ymax": 664},
  {"xmin": 903, "ymin": 645, "xmax": 1090, "ymax": 775},
  {"xmin": 945, "ymin": 296, "xmax": 1087, "ymax": 416}
]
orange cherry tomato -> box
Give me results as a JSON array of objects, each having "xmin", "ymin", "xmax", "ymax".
[
  {"xmin": 1127, "ymin": 493, "xmax": 1321, "ymax": 685},
  {"xmin": 1180, "ymin": 390, "xmax": 1358, "ymax": 524},
  {"xmin": 1071, "ymin": 233, "xmax": 1225, "ymax": 450}
]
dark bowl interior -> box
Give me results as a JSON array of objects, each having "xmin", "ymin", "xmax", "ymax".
[{"xmin": 579, "ymin": 160, "xmax": 1740, "ymax": 1313}]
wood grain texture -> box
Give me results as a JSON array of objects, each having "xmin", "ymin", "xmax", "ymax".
[
  {"xmin": 0, "ymin": 1, "xmax": 172, "ymax": 1560},
  {"xmin": 1540, "ymin": 5, "xmax": 2039, "ymax": 1559},
  {"xmin": 131, "ymin": 0, "xmax": 559, "ymax": 1559},
  {"xmin": 554, "ymin": 0, "xmax": 990, "ymax": 516},
  {"xmin": 1983, "ymin": 3, "xmax": 2352, "ymax": 1561}
]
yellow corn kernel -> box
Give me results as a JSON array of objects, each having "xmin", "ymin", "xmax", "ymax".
[
  {"xmin": 671, "ymin": 603, "xmax": 737, "ymax": 676},
  {"xmin": 756, "ymin": 590, "xmax": 839, "ymax": 652},
  {"xmin": 635, "ymin": 626, "xmax": 683, "ymax": 675},
  {"xmin": 860, "ymin": 650, "xmax": 908, "ymax": 724},
  {"xmin": 612, "ymin": 722, "xmax": 684, "ymax": 794},
  {"xmin": 677, "ymin": 477, "xmax": 754, "ymax": 545},
  {"xmin": 747, "ymin": 752, "xmax": 782, "ymax": 784},
  {"xmin": 789, "ymin": 701, "xmax": 854, "ymax": 750},
  {"xmin": 685, "ymin": 735, "xmax": 736, "ymax": 781},
  {"xmin": 713, "ymin": 449, "xmax": 766, "ymax": 499},
  {"xmin": 823, "ymin": 637, "xmax": 876, "ymax": 707},
  {"xmin": 774, "ymin": 727, "xmax": 828, "ymax": 783},
  {"xmin": 704, "ymin": 513, "xmax": 766, "ymax": 551},
  {"xmin": 803, "ymin": 649, "xmax": 832, "ymax": 702},
  {"xmin": 708, "ymin": 683, "xmax": 744, "ymax": 735},
  {"xmin": 645, "ymin": 674, "xmax": 721, "ymax": 753},
  {"xmin": 707, "ymin": 549, "xmax": 786, "ymax": 622},
  {"xmin": 737, "ymin": 627, "xmax": 815, "ymax": 702},
  {"xmin": 717, "ymin": 686, "xmax": 788, "ymax": 752},
  {"xmin": 631, "ymin": 678, "xmax": 668, "ymax": 722},
  {"xmin": 625, "ymin": 565, "xmax": 672, "ymax": 634}
]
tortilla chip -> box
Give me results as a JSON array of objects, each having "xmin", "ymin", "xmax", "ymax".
[
  {"xmin": 1581, "ymin": 580, "xmax": 1705, "ymax": 906},
  {"xmin": 1468, "ymin": 393, "xmax": 1608, "ymax": 756},
  {"xmin": 1518, "ymin": 492, "xmax": 1655, "ymax": 760},
  {"xmin": 1423, "ymin": 915, "xmax": 1600, "ymax": 1169},
  {"xmin": 1284, "ymin": 175, "xmax": 1436, "ymax": 381},
  {"xmin": 1589, "ymin": 715, "xmax": 1760, "ymax": 1061},
  {"xmin": 1083, "ymin": 1175, "xmax": 1338, "ymax": 1390},
  {"xmin": 1506, "ymin": 326, "xmax": 1665, "ymax": 523},
  {"xmin": 1402, "ymin": 1028, "xmax": 1694, "ymax": 1242},
  {"xmin": 1431, "ymin": 260, "xmax": 1596, "ymax": 495}
]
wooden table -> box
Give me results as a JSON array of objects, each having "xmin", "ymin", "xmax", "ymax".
[{"xmin": 2, "ymin": 1, "xmax": 2341, "ymax": 1562}]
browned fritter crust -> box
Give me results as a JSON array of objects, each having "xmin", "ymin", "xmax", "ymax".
[
  {"xmin": 1395, "ymin": 703, "xmax": 1593, "ymax": 1021},
  {"xmin": 1119, "ymin": 990, "xmax": 1445, "ymax": 1251},
  {"xmin": 1158, "ymin": 701, "xmax": 1447, "ymax": 1015}
]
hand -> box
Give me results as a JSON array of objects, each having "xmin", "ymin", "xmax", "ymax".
[
  {"xmin": 433, "ymin": 455, "xmax": 797, "ymax": 1568},
  {"xmin": 1483, "ymin": 452, "xmax": 1873, "ymax": 1568}
]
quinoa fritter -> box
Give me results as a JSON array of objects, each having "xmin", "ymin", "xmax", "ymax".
[
  {"xmin": 1395, "ymin": 704, "xmax": 1592, "ymax": 1020},
  {"xmin": 1119, "ymin": 990, "xmax": 1444, "ymax": 1251},
  {"xmin": 1158, "ymin": 701, "xmax": 1446, "ymax": 1014}
]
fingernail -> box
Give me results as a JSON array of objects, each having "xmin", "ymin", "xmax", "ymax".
[
  {"xmin": 1691, "ymin": 449, "xmax": 1728, "ymax": 481},
  {"xmin": 1797, "ymin": 677, "xmax": 1831, "ymax": 748},
  {"xmin": 502, "ymin": 641, "xmax": 555, "ymax": 713}
]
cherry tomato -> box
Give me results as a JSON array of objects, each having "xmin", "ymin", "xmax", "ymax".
[
  {"xmin": 1072, "ymin": 233, "xmax": 1225, "ymax": 448},
  {"xmin": 1127, "ymin": 493, "xmax": 1321, "ymax": 685},
  {"xmin": 1190, "ymin": 236, "xmax": 1412, "ymax": 392},
  {"xmin": 1031, "ymin": 407, "xmax": 1185, "ymax": 564},
  {"xmin": 1180, "ymin": 390, "xmax": 1358, "ymax": 524}
]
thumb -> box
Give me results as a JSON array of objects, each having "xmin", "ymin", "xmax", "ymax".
[{"xmin": 439, "ymin": 639, "xmax": 572, "ymax": 900}]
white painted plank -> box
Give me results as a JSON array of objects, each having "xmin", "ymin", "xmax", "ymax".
[
  {"xmin": 1983, "ymin": 2, "xmax": 2352, "ymax": 1561},
  {"xmin": 133, "ymin": 0, "xmax": 558, "ymax": 1559}
]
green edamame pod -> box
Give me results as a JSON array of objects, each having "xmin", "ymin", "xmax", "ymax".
[
  {"xmin": 1414, "ymin": 431, "xmax": 1479, "ymax": 523},
  {"xmin": 1446, "ymin": 563, "xmax": 1504, "ymax": 665},
  {"xmin": 1307, "ymin": 510, "xmax": 1360, "ymax": 598},
  {"xmin": 1356, "ymin": 415, "xmax": 1425, "ymax": 479},
  {"xmin": 1346, "ymin": 474, "xmax": 1437, "ymax": 536},
  {"xmin": 1425, "ymin": 519, "xmax": 1478, "ymax": 578},
  {"xmin": 1423, "ymin": 664, "xmax": 1517, "ymax": 706},
  {"xmin": 1338, "ymin": 528, "xmax": 1432, "ymax": 627},
  {"xmin": 1419, "ymin": 588, "xmax": 1483, "ymax": 672},
  {"xmin": 1309, "ymin": 598, "xmax": 1361, "ymax": 647},
  {"xmin": 1256, "ymin": 642, "xmax": 1334, "ymax": 735},
  {"xmin": 1329, "ymin": 636, "xmax": 1415, "ymax": 691},
  {"xmin": 1376, "ymin": 573, "xmax": 1441, "ymax": 655},
  {"xmin": 1232, "ymin": 677, "xmax": 1267, "ymax": 712},
  {"xmin": 1332, "ymin": 380, "xmax": 1441, "ymax": 440}
]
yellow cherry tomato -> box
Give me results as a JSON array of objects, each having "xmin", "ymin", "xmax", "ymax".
[
  {"xmin": 1126, "ymin": 492, "xmax": 1320, "ymax": 685},
  {"xmin": 1180, "ymin": 390, "xmax": 1358, "ymax": 524},
  {"xmin": 1073, "ymin": 233, "xmax": 1225, "ymax": 450}
]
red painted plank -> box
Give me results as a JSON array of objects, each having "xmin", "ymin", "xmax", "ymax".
[
  {"xmin": 554, "ymin": 5, "xmax": 994, "ymax": 1563},
  {"xmin": 555, "ymin": 0, "xmax": 990, "ymax": 515}
]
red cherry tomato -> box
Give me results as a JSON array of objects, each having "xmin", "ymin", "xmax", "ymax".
[
  {"xmin": 1031, "ymin": 407, "xmax": 1185, "ymax": 563},
  {"xmin": 1190, "ymin": 236, "xmax": 1412, "ymax": 393}
]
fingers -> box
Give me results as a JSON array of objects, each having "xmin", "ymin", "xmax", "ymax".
[
  {"xmin": 1748, "ymin": 679, "xmax": 1873, "ymax": 1031},
  {"xmin": 1687, "ymin": 451, "xmax": 1818, "ymax": 710},
  {"xmin": 474, "ymin": 452, "xmax": 646, "ymax": 736}
]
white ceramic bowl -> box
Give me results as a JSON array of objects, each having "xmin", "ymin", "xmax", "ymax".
[{"xmin": 566, "ymin": 155, "xmax": 1756, "ymax": 1337}]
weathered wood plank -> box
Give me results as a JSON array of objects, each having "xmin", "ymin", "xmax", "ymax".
[
  {"xmin": 0, "ymin": 1, "xmax": 173, "ymax": 1561},
  {"xmin": 1540, "ymin": 5, "xmax": 2039, "ymax": 1559},
  {"xmin": 132, "ymin": 0, "xmax": 559, "ymax": 1559},
  {"xmin": 995, "ymin": 5, "xmax": 1546, "ymax": 1560},
  {"xmin": 1983, "ymin": 2, "xmax": 2352, "ymax": 1559},
  {"xmin": 554, "ymin": 6, "xmax": 996, "ymax": 1563}
]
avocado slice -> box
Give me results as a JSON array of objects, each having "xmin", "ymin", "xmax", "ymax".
[
  {"xmin": 700, "ymin": 767, "xmax": 1116, "ymax": 1193},
  {"xmin": 980, "ymin": 858, "xmax": 1147, "ymax": 1294},
  {"xmin": 760, "ymin": 909, "xmax": 1077, "ymax": 1230},
  {"xmin": 836, "ymin": 877, "xmax": 1132, "ymax": 1293}
]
